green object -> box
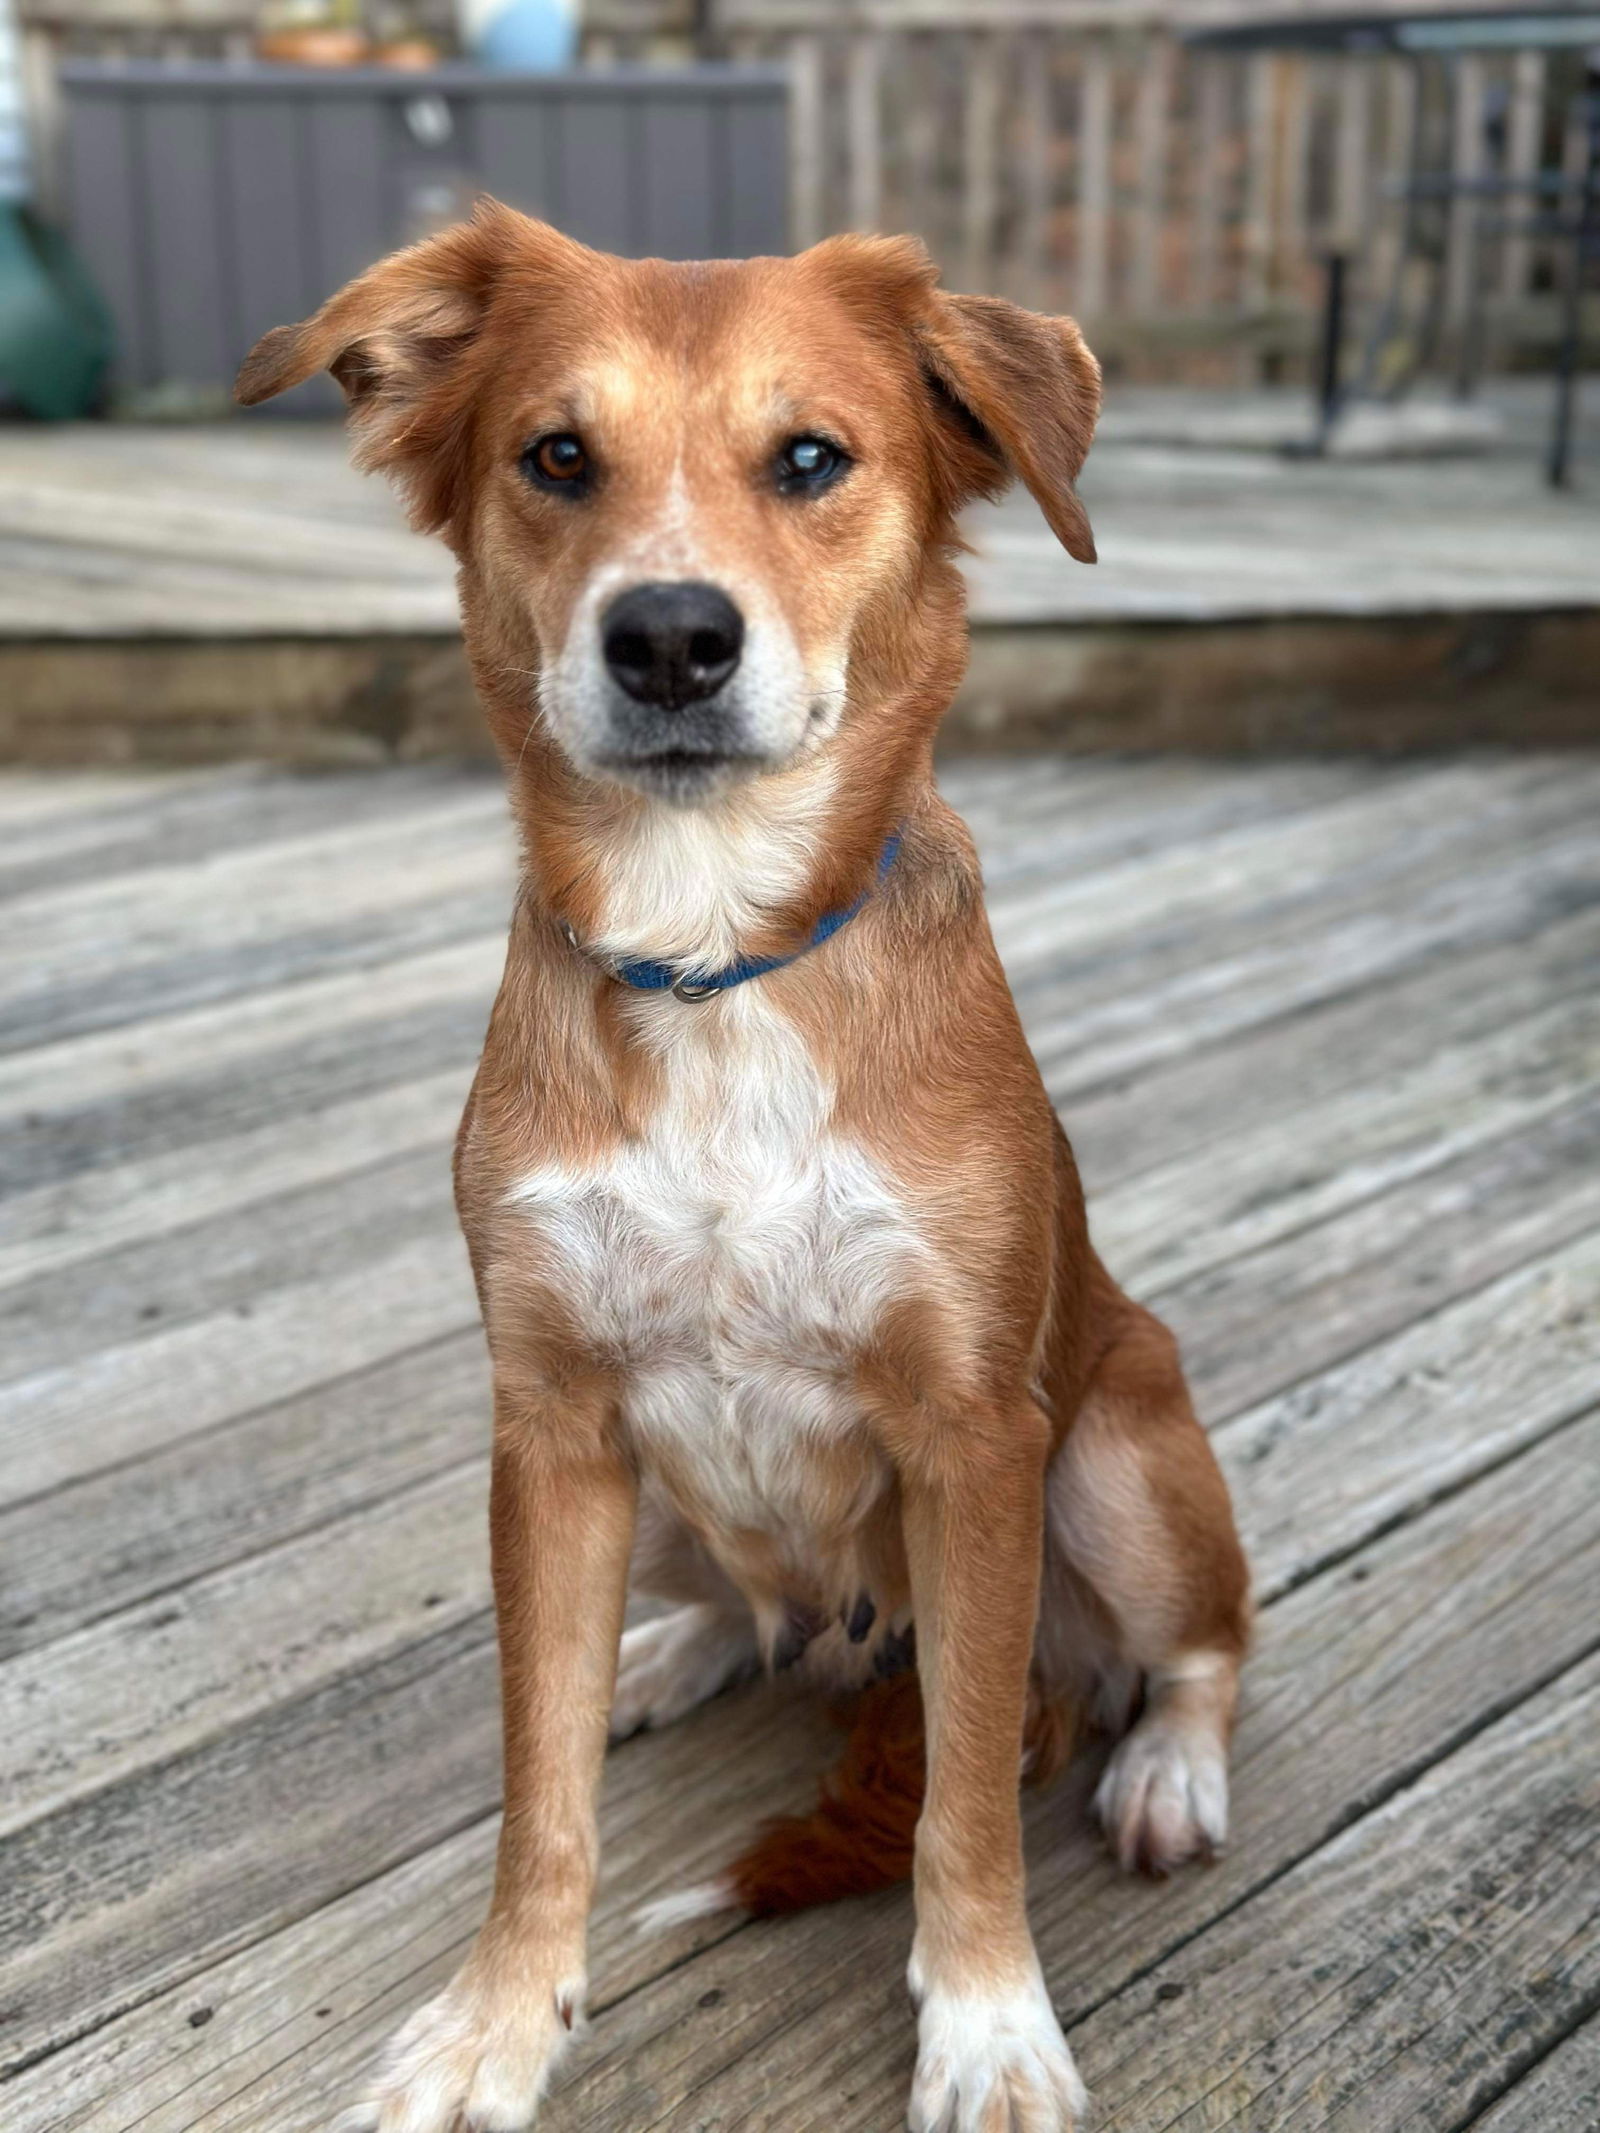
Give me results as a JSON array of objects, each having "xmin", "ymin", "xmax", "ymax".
[{"xmin": 0, "ymin": 201, "xmax": 112, "ymax": 420}]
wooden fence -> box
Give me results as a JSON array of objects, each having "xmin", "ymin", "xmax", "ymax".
[{"xmin": 17, "ymin": 0, "xmax": 1592, "ymax": 377}]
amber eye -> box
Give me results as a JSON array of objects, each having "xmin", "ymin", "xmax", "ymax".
[
  {"xmin": 777, "ymin": 434, "xmax": 847, "ymax": 493},
  {"xmin": 523, "ymin": 433, "xmax": 590, "ymax": 490}
]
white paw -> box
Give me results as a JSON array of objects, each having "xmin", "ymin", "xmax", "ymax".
[
  {"xmin": 1094, "ymin": 1717, "xmax": 1228, "ymax": 1877},
  {"xmin": 345, "ymin": 1958, "xmax": 582, "ymax": 2133},
  {"xmin": 908, "ymin": 1965, "xmax": 1087, "ymax": 2133},
  {"xmin": 609, "ymin": 1604, "xmax": 756, "ymax": 1742}
]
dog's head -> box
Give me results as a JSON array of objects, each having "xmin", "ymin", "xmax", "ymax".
[{"xmin": 239, "ymin": 203, "xmax": 1099, "ymax": 804}]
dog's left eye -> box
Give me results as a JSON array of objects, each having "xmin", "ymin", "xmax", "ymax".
[
  {"xmin": 522, "ymin": 433, "xmax": 590, "ymax": 490},
  {"xmin": 777, "ymin": 435, "xmax": 846, "ymax": 492}
]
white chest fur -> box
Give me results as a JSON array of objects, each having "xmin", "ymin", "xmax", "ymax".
[{"xmin": 505, "ymin": 988, "xmax": 928, "ymax": 1544}]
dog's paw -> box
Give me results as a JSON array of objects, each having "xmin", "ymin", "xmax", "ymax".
[
  {"xmin": 609, "ymin": 1604, "xmax": 757, "ymax": 1743},
  {"xmin": 1094, "ymin": 1716, "xmax": 1228, "ymax": 1877},
  {"xmin": 907, "ymin": 1967, "xmax": 1086, "ymax": 2132},
  {"xmin": 344, "ymin": 1957, "xmax": 583, "ymax": 2133}
]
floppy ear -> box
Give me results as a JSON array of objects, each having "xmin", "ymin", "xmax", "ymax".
[
  {"xmin": 234, "ymin": 199, "xmax": 573, "ymax": 537},
  {"xmin": 915, "ymin": 292, "xmax": 1101, "ymax": 564}
]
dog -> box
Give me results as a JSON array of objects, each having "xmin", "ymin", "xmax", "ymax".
[{"xmin": 238, "ymin": 203, "xmax": 1250, "ymax": 2133}]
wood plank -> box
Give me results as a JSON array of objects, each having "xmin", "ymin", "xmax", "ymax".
[
  {"xmin": 0, "ymin": 1463, "xmax": 490, "ymax": 1838},
  {"xmin": 0, "ymin": 759, "xmax": 1165, "ymax": 1100},
  {"xmin": 996, "ymin": 758, "xmax": 1583, "ymax": 982},
  {"xmin": 1189, "ymin": 54, "xmax": 1227, "ymax": 309},
  {"xmin": 1215, "ymin": 1228, "xmax": 1600, "ymax": 1601},
  {"xmin": 1075, "ymin": 37, "xmax": 1111, "ymax": 318},
  {"xmin": 845, "ymin": 29, "xmax": 883, "ymax": 232},
  {"xmin": 0, "ymin": 768, "xmax": 214, "ymax": 836},
  {"xmin": 1499, "ymin": 51, "xmax": 1546, "ymax": 306},
  {"xmin": 0, "ymin": 783, "xmax": 513, "ymax": 1056},
  {"xmin": 11, "ymin": 1353, "xmax": 1599, "ymax": 2129},
  {"xmin": 1016, "ymin": 29, "xmax": 1053, "ymax": 309},
  {"xmin": 0, "ymin": 1063, "xmax": 467, "ymax": 1292},
  {"xmin": 1067, "ymin": 894, "xmax": 1600, "ymax": 1191},
  {"xmin": 0, "ymin": 1135, "xmax": 459, "ymax": 1389},
  {"xmin": 1130, "ymin": 32, "xmax": 1172, "ymax": 315},
  {"xmin": 1332, "ymin": 54, "xmax": 1372, "ymax": 252},
  {"xmin": 788, "ymin": 33, "xmax": 826, "ymax": 250},
  {"xmin": 1095, "ymin": 987, "xmax": 1600, "ymax": 1297},
  {"xmin": 1170, "ymin": 1089, "xmax": 1600, "ymax": 1425},
  {"xmin": 1074, "ymin": 1655, "xmax": 1600, "ymax": 2130},
  {"xmin": 0, "ymin": 764, "xmax": 489, "ymax": 905},
  {"xmin": 5, "ymin": 754, "xmax": 1543, "ymax": 1247},
  {"xmin": 0, "ymin": 931, "xmax": 498, "ymax": 1163},
  {"xmin": 3, "ymin": 754, "xmax": 1595, "ymax": 2133},
  {"xmin": 0, "ymin": 1330, "xmax": 489, "ymax": 1660},
  {"xmin": 8, "ymin": 1073, "xmax": 1596, "ymax": 1677},
  {"xmin": 1447, "ymin": 52, "xmax": 1489, "ymax": 333},
  {"xmin": 1468, "ymin": 2017, "xmax": 1600, "ymax": 2133},
  {"xmin": 1028, "ymin": 813, "xmax": 1600, "ymax": 1100},
  {"xmin": 961, "ymin": 30, "xmax": 1003, "ymax": 291},
  {"xmin": 0, "ymin": 764, "xmax": 1376, "ymax": 1224},
  {"xmin": 0, "ymin": 768, "xmax": 1374, "ymax": 1235},
  {"xmin": 0, "ymin": 1225, "xmax": 475, "ymax": 1508},
  {"xmin": 1242, "ymin": 51, "xmax": 1275, "ymax": 309}
]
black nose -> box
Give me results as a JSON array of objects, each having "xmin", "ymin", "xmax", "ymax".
[{"xmin": 601, "ymin": 582, "xmax": 744, "ymax": 711}]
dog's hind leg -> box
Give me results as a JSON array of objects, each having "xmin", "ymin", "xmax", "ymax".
[
  {"xmin": 1039, "ymin": 1293, "xmax": 1250, "ymax": 1876},
  {"xmin": 611, "ymin": 1489, "xmax": 759, "ymax": 1742}
]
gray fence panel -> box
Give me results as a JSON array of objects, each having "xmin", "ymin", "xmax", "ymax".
[
  {"xmin": 222, "ymin": 97, "xmax": 312, "ymax": 354},
  {"xmin": 476, "ymin": 92, "xmax": 559, "ymax": 225},
  {"xmin": 722, "ymin": 92, "xmax": 787, "ymax": 259},
  {"xmin": 62, "ymin": 91, "xmax": 148, "ymax": 383},
  {"xmin": 552, "ymin": 94, "xmax": 636, "ymax": 255},
  {"xmin": 57, "ymin": 63, "xmax": 789, "ymax": 410},
  {"xmin": 141, "ymin": 94, "xmax": 233, "ymax": 391},
  {"xmin": 222, "ymin": 96, "xmax": 322, "ymax": 409},
  {"xmin": 638, "ymin": 94, "xmax": 717, "ymax": 259},
  {"xmin": 304, "ymin": 93, "xmax": 390, "ymax": 297}
]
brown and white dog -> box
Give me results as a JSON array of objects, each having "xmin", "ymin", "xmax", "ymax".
[{"xmin": 239, "ymin": 203, "xmax": 1249, "ymax": 2133}]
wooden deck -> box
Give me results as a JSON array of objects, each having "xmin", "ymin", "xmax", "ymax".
[
  {"xmin": 3, "ymin": 395, "xmax": 1597, "ymax": 761},
  {"xmin": 3, "ymin": 752, "xmax": 1599, "ymax": 2132}
]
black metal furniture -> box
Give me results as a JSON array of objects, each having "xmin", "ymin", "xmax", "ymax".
[{"xmin": 1188, "ymin": 8, "xmax": 1600, "ymax": 485}]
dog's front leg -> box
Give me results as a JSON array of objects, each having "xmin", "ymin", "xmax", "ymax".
[
  {"xmin": 899, "ymin": 1406, "xmax": 1086, "ymax": 2133},
  {"xmin": 354, "ymin": 1387, "xmax": 635, "ymax": 2133}
]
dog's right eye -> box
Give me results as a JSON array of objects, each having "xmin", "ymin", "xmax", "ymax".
[
  {"xmin": 776, "ymin": 435, "xmax": 847, "ymax": 494},
  {"xmin": 522, "ymin": 433, "xmax": 590, "ymax": 492}
]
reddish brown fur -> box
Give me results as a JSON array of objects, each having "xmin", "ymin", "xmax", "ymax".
[{"xmin": 240, "ymin": 202, "xmax": 1249, "ymax": 2133}]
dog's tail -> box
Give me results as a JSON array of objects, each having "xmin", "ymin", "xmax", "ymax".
[{"xmin": 640, "ymin": 1673, "xmax": 1074, "ymax": 1929}]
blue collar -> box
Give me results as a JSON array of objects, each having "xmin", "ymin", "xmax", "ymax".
[{"xmin": 581, "ymin": 829, "xmax": 902, "ymax": 1003}]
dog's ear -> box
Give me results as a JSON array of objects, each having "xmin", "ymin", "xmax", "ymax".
[
  {"xmin": 235, "ymin": 199, "xmax": 578, "ymax": 536},
  {"xmin": 915, "ymin": 292, "xmax": 1101, "ymax": 564}
]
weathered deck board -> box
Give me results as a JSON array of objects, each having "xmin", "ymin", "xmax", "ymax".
[
  {"xmin": 5, "ymin": 417, "xmax": 1599, "ymax": 638},
  {"xmin": 2, "ymin": 756, "xmax": 1596, "ymax": 2132},
  {"xmin": 1075, "ymin": 1655, "xmax": 1600, "ymax": 2131},
  {"xmin": 1467, "ymin": 2017, "xmax": 1600, "ymax": 2131}
]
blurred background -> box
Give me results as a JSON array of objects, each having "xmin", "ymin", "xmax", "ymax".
[{"xmin": 0, "ymin": 0, "xmax": 1596, "ymax": 758}]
